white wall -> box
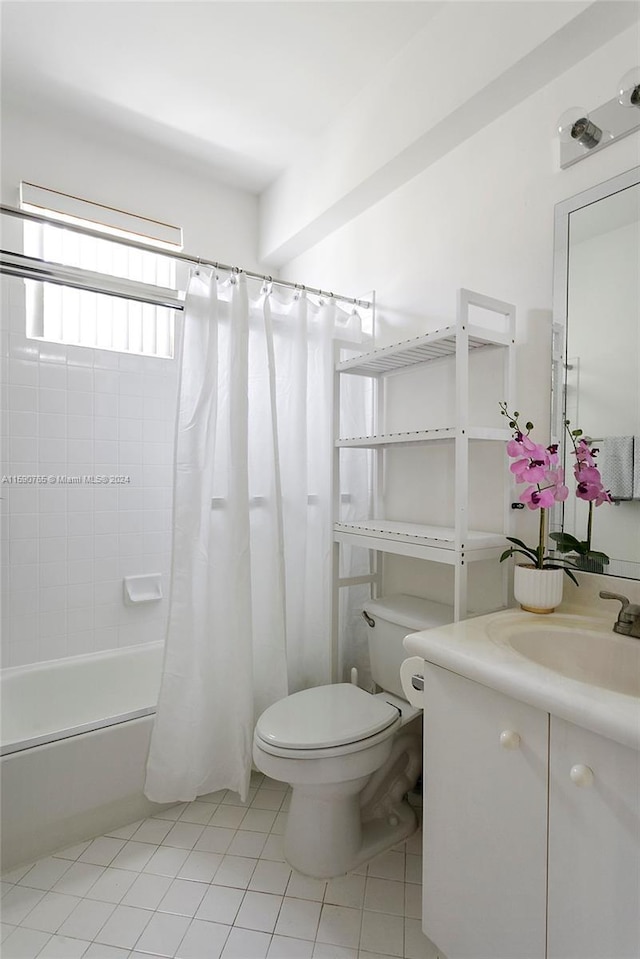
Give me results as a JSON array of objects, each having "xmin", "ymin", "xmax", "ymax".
[
  {"xmin": 279, "ymin": 26, "xmax": 640, "ymax": 609},
  {"xmin": 1, "ymin": 103, "xmax": 261, "ymax": 666}
]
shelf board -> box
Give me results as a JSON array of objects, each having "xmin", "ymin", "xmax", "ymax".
[
  {"xmin": 334, "ymin": 520, "xmax": 507, "ymax": 563},
  {"xmin": 336, "ymin": 426, "xmax": 510, "ymax": 448},
  {"xmin": 337, "ymin": 323, "xmax": 512, "ymax": 377}
]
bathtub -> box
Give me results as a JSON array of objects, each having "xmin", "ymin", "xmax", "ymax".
[{"xmin": 1, "ymin": 642, "xmax": 168, "ymax": 870}]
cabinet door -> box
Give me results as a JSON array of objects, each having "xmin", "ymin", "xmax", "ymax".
[
  {"xmin": 548, "ymin": 717, "xmax": 640, "ymax": 959},
  {"xmin": 422, "ymin": 665, "xmax": 548, "ymax": 959}
]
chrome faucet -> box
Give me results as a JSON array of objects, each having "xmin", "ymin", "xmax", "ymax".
[{"xmin": 599, "ymin": 591, "xmax": 640, "ymax": 638}]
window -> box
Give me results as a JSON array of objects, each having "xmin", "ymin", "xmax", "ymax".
[{"xmin": 20, "ymin": 183, "xmax": 182, "ymax": 358}]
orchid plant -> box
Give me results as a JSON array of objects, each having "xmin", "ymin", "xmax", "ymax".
[
  {"xmin": 498, "ymin": 402, "xmax": 578, "ymax": 583},
  {"xmin": 549, "ymin": 422, "xmax": 613, "ymax": 570}
]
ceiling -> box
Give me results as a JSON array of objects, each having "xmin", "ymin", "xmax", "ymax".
[{"xmin": 0, "ymin": 0, "xmax": 442, "ymax": 192}]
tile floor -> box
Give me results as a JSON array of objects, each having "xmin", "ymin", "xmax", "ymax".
[{"xmin": 1, "ymin": 772, "xmax": 441, "ymax": 959}]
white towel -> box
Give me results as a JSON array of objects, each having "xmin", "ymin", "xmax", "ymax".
[{"xmin": 599, "ymin": 436, "xmax": 637, "ymax": 501}]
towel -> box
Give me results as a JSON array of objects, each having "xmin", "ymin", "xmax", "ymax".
[{"xmin": 599, "ymin": 436, "xmax": 639, "ymax": 501}]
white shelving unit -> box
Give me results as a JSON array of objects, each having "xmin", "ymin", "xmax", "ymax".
[{"xmin": 332, "ymin": 289, "xmax": 515, "ymax": 679}]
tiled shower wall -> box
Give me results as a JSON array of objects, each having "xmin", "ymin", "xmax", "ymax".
[{"xmin": 1, "ymin": 275, "xmax": 178, "ymax": 667}]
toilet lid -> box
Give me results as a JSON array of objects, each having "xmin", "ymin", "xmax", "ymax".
[{"xmin": 255, "ymin": 683, "xmax": 400, "ymax": 751}]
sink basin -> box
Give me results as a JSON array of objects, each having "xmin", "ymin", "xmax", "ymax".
[{"xmin": 490, "ymin": 617, "xmax": 640, "ymax": 697}]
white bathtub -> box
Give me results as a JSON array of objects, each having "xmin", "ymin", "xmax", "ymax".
[{"xmin": 1, "ymin": 642, "xmax": 168, "ymax": 870}]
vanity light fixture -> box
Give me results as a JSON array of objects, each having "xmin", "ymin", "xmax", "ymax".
[
  {"xmin": 617, "ymin": 67, "xmax": 640, "ymax": 108},
  {"xmin": 558, "ymin": 67, "xmax": 640, "ymax": 168},
  {"xmin": 557, "ymin": 108, "xmax": 604, "ymax": 150}
]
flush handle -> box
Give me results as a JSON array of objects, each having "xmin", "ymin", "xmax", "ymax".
[{"xmin": 411, "ymin": 674, "xmax": 424, "ymax": 691}]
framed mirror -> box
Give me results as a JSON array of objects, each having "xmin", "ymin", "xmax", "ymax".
[{"xmin": 551, "ymin": 166, "xmax": 640, "ymax": 580}]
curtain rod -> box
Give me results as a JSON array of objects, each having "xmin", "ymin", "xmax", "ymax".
[{"xmin": 0, "ymin": 204, "xmax": 372, "ymax": 310}]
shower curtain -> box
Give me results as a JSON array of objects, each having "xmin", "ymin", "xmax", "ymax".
[{"xmin": 145, "ymin": 270, "xmax": 368, "ymax": 803}]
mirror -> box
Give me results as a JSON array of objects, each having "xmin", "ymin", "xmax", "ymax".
[{"xmin": 551, "ymin": 166, "xmax": 640, "ymax": 579}]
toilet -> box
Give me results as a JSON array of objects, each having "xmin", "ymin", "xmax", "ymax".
[{"xmin": 252, "ymin": 593, "xmax": 453, "ymax": 878}]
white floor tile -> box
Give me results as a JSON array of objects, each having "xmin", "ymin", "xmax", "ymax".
[
  {"xmin": 121, "ymin": 874, "xmax": 173, "ymax": 911},
  {"xmin": 325, "ymin": 874, "xmax": 366, "ymax": 910},
  {"xmin": 359, "ymin": 911, "xmax": 404, "ymax": 958},
  {"xmin": 211, "ymin": 856, "xmax": 256, "ymax": 890},
  {"xmin": 366, "ymin": 851, "xmax": 405, "ymax": 883},
  {"xmin": 58, "ymin": 898, "xmax": 116, "ymax": 940},
  {"xmin": 220, "ymin": 790, "xmax": 254, "ymax": 809},
  {"xmin": 259, "ymin": 835, "xmax": 285, "ymax": 863},
  {"xmin": 1, "ymin": 864, "xmax": 33, "ymax": 884},
  {"xmin": 93, "ymin": 904, "xmax": 152, "ymax": 950},
  {"xmin": 157, "ymin": 879, "xmax": 208, "ymax": 918},
  {"xmin": 274, "ymin": 896, "xmax": 322, "ymax": 941},
  {"xmin": 220, "ymin": 926, "xmax": 271, "ymax": 959},
  {"xmin": 1, "ymin": 886, "xmax": 46, "ymax": 926},
  {"xmin": 363, "ymin": 878, "xmax": 405, "ymax": 916},
  {"xmin": 153, "ymin": 804, "xmax": 189, "ymax": 822},
  {"xmin": 19, "ymin": 891, "xmax": 80, "ymax": 934},
  {"xmin": 78, "ymin": 839, "xmax": 127, "ymax": 868},
  {"xmin": 404, "ymin": 856, "xmax": 421, "ymax": 885},
  {"xmin": 176, "ymin": 851, "xmax": 223, "ymax": 884},
  {"xmin": 239, "ymin": 809, "xmax": 277, "ymax": 833},
  {"xmin": 251, "ymin": 788, "xmax": 286, "ymax": 811},
  {"xmin": 134, "ymin": 911, "xmax": 191, "ymax": 957},
  {"xmin": 316, "ymin": 904, "xmax": 362, "ymax": 950},
  {"xmin": 129, "ymin": 819, "xmax": 174, "ymax": 844},
  {"xmin": 175, "ymin": 917, "xmax": 230, "ymax": 959},
  {"xmin": 234, "ymin": 891, "xmax": 282, "ymax": 934},
  {"xmin": 109, "ymin": 842, "xmax": 158, "ymax": 873},
  {"xmin": 226, "ymin": 831, "xmax": 268, "ymax": 859},
  {"xmin": 193, "ymin": 827, "xmax": 235, "ymax": 855},
  {"xmin": 209, "ymin": 806, "xmax": 247, "ymax": 830},
  {"xmin": 178, "ymin": 802, "xmax": 217, "ymax": 826},
  {"xmin": 1, "ymin": 924, "xmax": 51, "ymax": 959},
  {"xmin": 161, "ymin": 823, "xmax": 205, "ymax": 851},
  {"xmin": 18, "ymin": 858, "xmax": 72, "ymax": 892},
  {"xmin": 403, "ymin": 918, "xmax": 441, "ymax": 959},
  {"xmin": 142, "ymin": 848, "xmax": 190, "ymax": 879},
  {"xmin": 83, "ymin": 943, "xmax": 130, "ymax": 958},
  {"xmin": 270, "ymin": 812, "xmax": 288, "ymax": 836},
  {"xmin": 195, "ymin": 885, "xmax": 244, "ymax": 925},
  {"xmin": 1, "ymin": 921, "xmax": 17, "ymax": 943},
  {"xmin": 248, "ymin": 860, "xmax": 291, "ymax": 895},
  {"xmin": 312, "ymin": 942, "xmax": 357, "ymax": 958},
  {"xmin": 403, "ymin": 883, "xmax": 421, "ymax": 921},
  {"xmin": 84, "ymin": 869, "xmax": 137, "ymax": 904},
  {"xmin": 51, "ymin": 862, "xmax": 104, "ymax": 897},
  {"xmin": 267, "ymin": 934, "xmax": 314, "ymax": 958},
  {"xmin": 285, "ymin": 872, "xmax": 326, "ymax": 903},
  {"xmin": 105, "ymin": 821, "xmax": 142, "ymax": 841},
  {"xmin": 51, "ymin": 840, "xmax": 92, "ymax": 863},
  {"xmin": 38, "ymin": 933, "xmax": 92, "ymax": 957}
]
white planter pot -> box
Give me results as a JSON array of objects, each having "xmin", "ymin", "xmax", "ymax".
[{"xmin": 513, "ymin": 564, "xmax": 563, "ymax": 614}]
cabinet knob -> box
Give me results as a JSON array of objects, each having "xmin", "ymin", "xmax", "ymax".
[
  {"xmin": 499, "ymin": 730, "xmax": 521, "ymax": 750},
  {"xmin": 569, "ymin": 764, "xmax": 594, "ymax": 787}
]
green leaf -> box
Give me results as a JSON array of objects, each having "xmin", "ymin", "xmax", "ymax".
[{"xmin": 549, "ymin": 532, "xmax": 584, "ymax": 553}]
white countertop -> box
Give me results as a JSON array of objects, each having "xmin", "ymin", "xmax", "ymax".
[{"xmin": 403, "ymin": 607, "xmax": 640, "ymax": 751}]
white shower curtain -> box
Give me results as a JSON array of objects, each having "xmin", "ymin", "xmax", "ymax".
[{"xmin": 145, "ymin": 270, "xmax": 367, "ymax": 803}]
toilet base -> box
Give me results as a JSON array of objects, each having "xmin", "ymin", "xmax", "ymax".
[{"xmin": 284, "ymin": 784, "xmax": 418, "ymax": 879}]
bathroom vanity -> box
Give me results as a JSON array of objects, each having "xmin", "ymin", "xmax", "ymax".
[{"xmin": 402, "ymin": 609, "xmax": 640, "ymax": 959}]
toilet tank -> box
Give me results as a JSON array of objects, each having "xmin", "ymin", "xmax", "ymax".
[{"xmin": 362, "ymin": 594, "xmax": 454, "ymax": 698}]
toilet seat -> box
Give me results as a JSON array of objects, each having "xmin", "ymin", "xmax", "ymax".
[{"xmin": 254, "ymin": 683, "xmax": 400, "ymax": 758}]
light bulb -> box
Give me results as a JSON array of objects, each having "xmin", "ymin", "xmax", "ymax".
[
  {"xmin": 557, "ymin": 107, "xmax": 603, "ymax": 149},
  {"xmin": 617, "ymin": 67, "xmax": 640, "ymax": 107}
]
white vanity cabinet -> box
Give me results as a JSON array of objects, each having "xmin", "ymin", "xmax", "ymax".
[
  {"xmin": 547, "ymin": 717, "xmax": 640, "ymax": 959},
  {"xmin": 422, "ymin": 663, "xmax": 640, "ymax": 959},
  {"xmin": 422, "ymin": 664, "xmax": 548, "ymax": 959}
]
